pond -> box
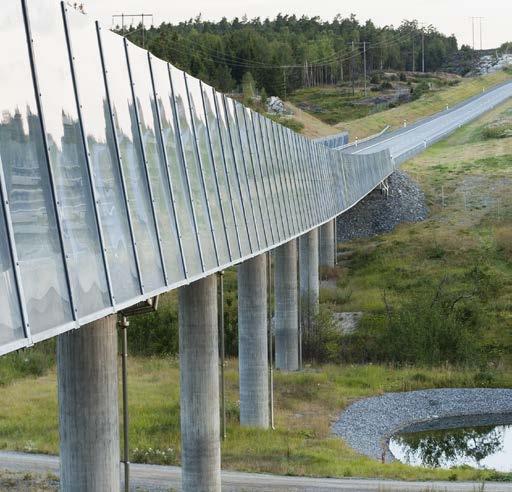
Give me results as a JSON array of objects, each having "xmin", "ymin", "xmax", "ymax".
[{"xmin": 389, "ymin": 424, "xmax": 512, "ymax": 472}]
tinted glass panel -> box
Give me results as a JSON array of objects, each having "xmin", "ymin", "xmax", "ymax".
[
  {"xmin": 100, "ymin": 30, "xmax": 164, "ymax": 292},
  {"xmin": 244, "ymin": 108, "xmax": 272, "ymax": 245},
  {"xmin": 29, "ymin": 0, "xmax": 110, "ymax": 318},
  {"xmin": 0, "ymin": 165, "xmax": 24, "ymax": 345},
  {"xmin": 187, "ymin": 75, "xmax": 229, "ymax": 266},
  {"xmin": 0, "ymin": 1, "xmax": 72, "ymax": 334},
  {"xmin": 127, "ymin": 45, "xmax": 184, "ymax": 284},
  {"xmin": 252, "ymin": 113, "xmax": 277, "ymax": 244},
  {"xmin": 224, "ymin": 97, "xmax": 258, "ymax": 251},
  {"xmin": 150, "ymin": 58, "xmax": 202, "ymax": 277},
  {"xmin": 66, "ymin": 11, "xmax": 139, "ymax": 304},
  {"xmin": 170, "ymin": 66, "xmax": 217, "ymax": 272},
  {"xmin": 215, "ymin": 93, "xmax": 250, "ymax": 257},
  {"xmin": 202, "ymin": 85, "xmax": 240, "ymax": 259},
  {"xmin": 262, "ymin": 117, "xmax": 287, "ymax": 239}
]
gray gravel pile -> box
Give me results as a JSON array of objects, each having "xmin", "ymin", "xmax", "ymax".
[
  {"xmin": 332, "ymin": 388, "xmax": 512, "ymax": 461},
  {"xmin": 337, "ymin": 170, "xmax": 428, "ymax": 242}
]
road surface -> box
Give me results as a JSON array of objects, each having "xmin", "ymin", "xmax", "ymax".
[
  {"xmin": 341, "ymin": 80, "xmax": 512, "ymax": 163},
  {"xmin": 0, "ymin": 451, "xmax": 511, "ymax": 491}
]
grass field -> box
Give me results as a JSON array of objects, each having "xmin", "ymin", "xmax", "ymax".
[{"xmin": 0, "ymin": 86, "xmax": 512, "ymax": 485}]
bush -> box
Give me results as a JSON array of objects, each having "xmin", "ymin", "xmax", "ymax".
[
  {"xmin": 341, "ymin": 273, "xmax": 490, "ymax": 366},
  {"xmin": 268, "ymin": 114, "xmax": 304, "ymax": 133},
  {"xmin": 399, "ymin": 72, "xmax": 407, "ymax": 82},
  {"xmin": 370, "ymin": 73, "xmax": 381, "ymax": 84},
  {"xmin": 302, "ymin": 307, "xmax": 343, "ymax": 363},
  {"xmin": 380, "ymin": 81, "xmax": 393, "ymax": 90},
  {"xmin": 0, "ymin": 340, "xmax": 55, "ymax": 385},
  {"xmin": 411, "ymin": 81, "xmax": 430, "ymax": 101}
]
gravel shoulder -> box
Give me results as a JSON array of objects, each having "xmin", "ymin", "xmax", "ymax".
[{"xmin": 332, "ymin": 388, "xmax": 512, "ymax": 462}]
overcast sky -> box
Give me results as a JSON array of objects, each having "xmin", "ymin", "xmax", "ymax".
[{"xmin": 83, "ymin": 0, "xmax": 510, "ymax": 50}]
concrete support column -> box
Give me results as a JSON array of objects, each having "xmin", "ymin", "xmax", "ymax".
[
  {"xmin": 57, "ymin": 316, "xmax": 120, "ymax": 492},
  {"xmin": 299, "ymin": 228, "xmax": 320, "ymax": 322},
  {"xmin": 179, "ymin": 275, "xmax": 221, "ymax": 492},
  {"xmin": 274, "ymin": 240, "xmax": 299, "ymax": 371},
  {"xmin": 319, "ymin": 219, "xmax": 335, "ymax": 268},
  {"xmin": 238, "ymin": 254, "xmax": 269, "ymax": 428}
]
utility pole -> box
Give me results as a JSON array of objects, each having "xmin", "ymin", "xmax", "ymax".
[
  {"xmin": 412, "ymin": 34, "xmax": 416, "ymax": 72},
  {"xmin": 351, "ymin": 41, "xmax": 355, "ymax": 96},
  {"xmin": 112, "ymin": 13, "xmax": 154, "ymax": 49},
  {"xmin": 363, "ymin": 41, "xmax": 368, "ymax": 96},
  {"xmin": 471, "ymin": 17, "xmax": 475, "ymax": 50},
  {"xmin": 422, "ymin": 29, "xmax": 425, "ymax": 72}
]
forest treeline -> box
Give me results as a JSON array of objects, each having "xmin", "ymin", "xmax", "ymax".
[{"xmin": 119, "ymin": 14, "xmax": 459, "ymax": 98}]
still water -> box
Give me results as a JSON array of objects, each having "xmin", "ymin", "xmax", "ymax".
[{"xmin": 389, "ymin": 425, "xmax": 512, "ymax": 472}]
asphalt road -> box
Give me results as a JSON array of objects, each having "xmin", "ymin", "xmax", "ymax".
[
  {"xmin": 1, "ymin": 451, "xmax": 511, "ymax": 491},
  {"xmin": 340, "ymin": 80, "xmax": 512, "ymax": 161}
]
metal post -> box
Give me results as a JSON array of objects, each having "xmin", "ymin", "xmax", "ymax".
[
  {"xmin": 218, "ymin": 271, "xmax": 226, "ymax": 440},
  {"xmin": 120, "ymin": 316, "xmax": 130, "ymax": 492},
  {"xmin": 267, "ymin": 252, "xmax": 275, "ymax": 429}
]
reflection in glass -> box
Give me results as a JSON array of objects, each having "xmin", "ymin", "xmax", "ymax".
[
  {"xmin": 215, "ymin": 93, "xmax": 251, "ymax": 257},
  {"xmin": 186, "ymin": 76, "xmax": 230, "ymax": 266},
  {"xmin": 202, "ymin": 85, "xmax": 240, "ymax": 260},
  {"xmin": 127, "ymin": 44, "xmax": 185, "ymax": 284},
  {"xmin": 100, "ymin": 30, "xmax": 165, "ymax": 293},
  {"xmin": 170, "ymin": 66, "xmax": 217, "ymax": 272},
  {"xmin": 225, "ymin": 98, "xmax": 259, "ymax": 250},
  {"xmin": 250, "ymin": 112, "xmax": 277, "ymax": 244},
  {"xmin": 149, "ymin": 58, "xmax": 202, "ymax": 277},
  {"xmin": 28, "ymin": 0, "xmax": 110, "ymax": 319},
  {"xmin": 0, "ymin": 1, "xmax": 72, "ymax": 334},
  {"xmin": 66, "ymin": 11, "xmax": 139, "ymax": 304},
  {"xmin": 242, "ymin": 108, "xmax": 271, "ymax": 247},
  {"xmin": 0, "ymin": 164, "xmax": 24, "ymax": 345}
]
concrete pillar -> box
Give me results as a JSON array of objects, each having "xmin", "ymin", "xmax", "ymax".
[
  {"xmin": 299, "ymin": 228, "xmax": 320, "ymax": 322},
  {"xmin": 274, "ymin": 240, "xmax": 299, "ymax": 371},
  {"xmin": 238, "ymin": 254, "xmax": 269, "ymax": 428},
  {"xmin": 319, "ymin": 219, "xmax": 335, "ymax": 268},
  {"xmin": 179, "ymin": 275, "xmax": 221, "ymax": 492},
  {"xmin": 57, "ymin": 316, "xmax": 120, "ymax": 492}
]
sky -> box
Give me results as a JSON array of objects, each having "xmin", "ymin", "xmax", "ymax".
[{"xmin": 82, "ymin": 0, "xmax": 511, "ymax": 50}]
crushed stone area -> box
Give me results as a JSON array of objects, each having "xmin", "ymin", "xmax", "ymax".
[
  {"xmin": 337, "ymin": 170, "xmax": 428, "ymax": 242},
  {"xmin": 332, "ymin": 388, "xmax": 512, "ymax": 462}
]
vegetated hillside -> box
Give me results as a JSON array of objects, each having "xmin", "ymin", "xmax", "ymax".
[
  {"xmin": 289, "ymin": 70, "xmax": 461, "ymax": 127},
  {"xmin": 288, "ymin": 69, "xmax": 512, "ymax": 138},
  {"xmin": 122, "ymin": 16, "xmax": 457, "ymax": 98}
]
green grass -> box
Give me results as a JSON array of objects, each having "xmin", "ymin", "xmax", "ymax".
[{"xmin": 0, "ymin": 358, "xmax": 511, "ymax": 482}]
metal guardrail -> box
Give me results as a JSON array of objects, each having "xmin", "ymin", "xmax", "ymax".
[{"xmin": 0, "ymin": 0, "xmax": 395, "ymax": 356}]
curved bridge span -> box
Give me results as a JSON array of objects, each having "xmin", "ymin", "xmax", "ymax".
[{"xmin": 1, "ymin": 2, "xmax": 512, "ymax": 491}]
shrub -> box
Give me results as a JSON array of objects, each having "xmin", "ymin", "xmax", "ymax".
[
  {"xmin": 411, "ymin": 81, "xmax": 430, "ymax": 100},
  {"xmin": 399, "ymin": 72, "xmax": 407, "ymax": 82},
  {"xmin": 301, "ymin": 307, "xmax": 343, "ymax": 363},
  {"xmin": 380, "ymin": 81, "xmax": 393, "ymax": 90},
  {"xmin": 341, "ymin": 272, "xmax": 490, "ymax": 366}
]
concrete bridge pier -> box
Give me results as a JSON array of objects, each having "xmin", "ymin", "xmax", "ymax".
[
  {"xmin": 57, "ymin": 316, "xmax": 120, "ymax": 492},
  {"xmin": 274, "ymin": 240, "xmax": 299, "ymax": 371},
  {"xmin": 299, "ymin": 228, "xmax": 320, "ymax": 328},
  {"xmin": 238, "ymin": 254, "xmax": 269, "ymax": 428},
  {"xmin": 179, "ymin": 275, "xmax": 221, "ymax": 492},
  {"xmin": 319, "ymin": 219, "xmax": 336, "ymax": 268}
]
